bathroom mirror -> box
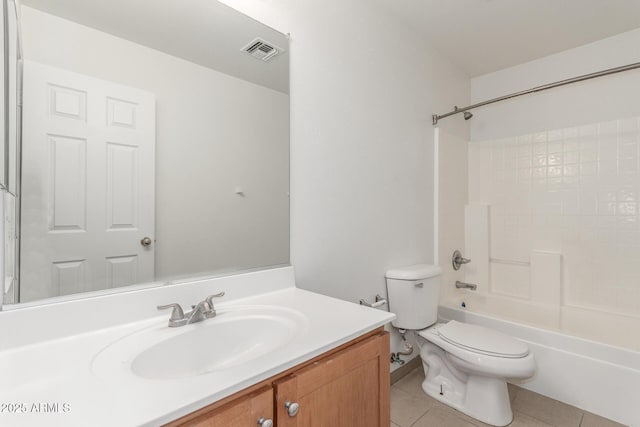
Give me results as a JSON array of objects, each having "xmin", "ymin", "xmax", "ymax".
[{"xmin": 4, "ymin": 0, "xmax": 290, "ymax": 304}]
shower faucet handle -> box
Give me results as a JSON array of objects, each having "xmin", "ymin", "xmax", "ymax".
[{"xmin": 452, "ymin": 250, "xmax": 471, "ymax": 270}]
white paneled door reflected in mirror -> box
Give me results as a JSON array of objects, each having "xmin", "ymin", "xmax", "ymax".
[{"xmin": 4, "ymin": 0, "xmax": 290, "ymax": 304}]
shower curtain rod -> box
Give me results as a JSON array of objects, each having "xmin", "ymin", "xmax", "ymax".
[{"xmin": 432, "ymin": 61, "xmax": 640, "ymax": 125}]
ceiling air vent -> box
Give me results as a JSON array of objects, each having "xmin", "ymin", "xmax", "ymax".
[{"xmin": 242, "ymin": 37, "xmax": 283, "ymax": 62}]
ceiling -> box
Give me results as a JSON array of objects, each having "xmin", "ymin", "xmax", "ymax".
[
  {"xmin": 21, "ymin": 0, "xmax": 289, "ymax": 93},
  {"xmin": 21, "ymin": 0, "xmax": 640, "ymax": 83},
  {"xmin": 375, "ymin": 0, "xmax": 640, "ymax": 77}
]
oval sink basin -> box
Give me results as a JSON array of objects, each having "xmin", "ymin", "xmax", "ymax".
[{"xmin": 92, "ymin": 305, "xmax": 307, "ymax": 380}]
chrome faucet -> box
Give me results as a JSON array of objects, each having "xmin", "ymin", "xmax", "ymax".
[
  {"xmin": 455, "ymin": 281, "xmax": 477, "ymax": 291},
  {"xmin": 188, "ymin": 300, "xmax": 214, "ymax": 324},
  {"xmin": 157, "ymin": 292, "xmax": 225, "ymax": 327}
]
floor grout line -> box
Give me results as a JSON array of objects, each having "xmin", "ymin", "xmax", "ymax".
[{"xmin": 391, "ymin": 368, "xmax": 624, "ymax": 427}]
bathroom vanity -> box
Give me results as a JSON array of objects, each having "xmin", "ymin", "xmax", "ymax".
[
  {"xmin": 167, "ymin": 328, "xmax": 389, "ymax": 426},
  {"xmin": 0, "ymin": 267, "xmax": 395, "ymax": 427}
]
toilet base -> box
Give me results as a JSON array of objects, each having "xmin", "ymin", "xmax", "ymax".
[{"xmin": 420, "ymin": 342, "xmax": 514, "ymax": 426}]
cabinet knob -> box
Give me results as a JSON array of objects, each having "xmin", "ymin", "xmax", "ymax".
[
  {"xmin": 284, "ymin": 401, "xmax": 300, "ymax": 417},
  {"xmin": 257, "ymin": 417, "xmax": 273, "ymax": 427}
]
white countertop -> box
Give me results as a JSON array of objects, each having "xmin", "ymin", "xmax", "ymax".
[{"xmin": 0, "ymin": 287, "xmax": 395, "ymax": 426}]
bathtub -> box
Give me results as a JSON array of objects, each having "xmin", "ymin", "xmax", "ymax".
[{"xmin": 438, "ymin": 298, "xmax": 640, "ymax": 427}]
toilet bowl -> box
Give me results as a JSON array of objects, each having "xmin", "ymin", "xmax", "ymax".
[
  {"xmin": 417, "ymin": 321, "xmax": 535, "ymax": 426},
  {"xmin": 385, "ymin": 264, "xmax": 536, "ymax": 427}
]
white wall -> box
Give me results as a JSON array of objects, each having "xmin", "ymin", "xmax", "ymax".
[
  {"xmin": 466, "ymin": 29, "xmax": 640, "ymax": 350},
  {"xmin": 20, "ymin": 7, "xmax": 290, "ymax": 281},
  {"xmin": 471, "ymin": 28, "xmax": 640, "ymax": 140},
  {"xmin": 220, "ymin": 0, "xmax": 469, "ymax": 299},
  {"xmin": 219, "ymin": 0, "xmax": 470, "ymax": 363}
]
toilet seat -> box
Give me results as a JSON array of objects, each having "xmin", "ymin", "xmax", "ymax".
[
  {"xmin": 418, "ymin": 322, "xmax": 536, "ymax": 381},
  {"xmin": 437, "ymin": 321, "xmax": 529, "ymax": 359}
]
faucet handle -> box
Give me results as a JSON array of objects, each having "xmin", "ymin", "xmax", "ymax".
[
  {"xmin": 452, "ymin": 250, "xmax": 471, "ymax": 270},
  {"xmin": 205, "ymin": 292, "xmax": 225, "ymax": 308},
  {"xmin": 203, "ymin": 292, "xmax": 225, "ymax": 317},
  {"xmin": 157, "ymin": 303, "xmax": 185, "ymax": 321}
]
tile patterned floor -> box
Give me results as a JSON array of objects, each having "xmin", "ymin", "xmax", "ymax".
[{"xmin": 391, "ymin": 368, "xmax": 626, "ymax": 427}]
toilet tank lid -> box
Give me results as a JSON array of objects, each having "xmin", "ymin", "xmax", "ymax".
[{"xmin": 385, "ymin": 264, "xmax": 442, "ymax": 280}]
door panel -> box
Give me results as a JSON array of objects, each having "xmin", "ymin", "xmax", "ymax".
[
  {"xmin": 21, "ymin": 60, "xmax": 156, "ymax": 301},
  {"xmin": 105, "ymin": 255, "xmax": 138, "ymax": 288},
  {"xmin": 52, "ymin": 259, "xmax": 85, "ymax": 295},
  {"xmin": 275, "ymin": 332, "xmax": 390, "ymax": 427},
  {"xmin": 107, "ymin": 97, "xmax": 137, "ymax": 128},
  {"xmin": 106, "ymin": 142, "xmax": 138, "ymax": 229},
  {"xmin": 50, "ymin": 134, "xmax": 87, "ymax": 230},
  {"xmin": 298, "ymin": 359, "xmax": 379, "ymax": 426},
  {"xmin": 49, "ymin": 83, "xmax": 87, "ymax": 120}
]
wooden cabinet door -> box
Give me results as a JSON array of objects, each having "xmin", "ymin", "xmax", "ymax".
[
  {"xmin": 275, "ymin": 332, "xmax": 390, "ymax": 427},
  {"xmin": 180, "ymin": 386, "xmax": 273, "ymax": 427}
]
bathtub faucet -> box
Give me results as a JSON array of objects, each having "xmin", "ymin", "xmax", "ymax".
[{"xmin": 455, "ymin": 281, "xmax": 477, "ymax": 291}]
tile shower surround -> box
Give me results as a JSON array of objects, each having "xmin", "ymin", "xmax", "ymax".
[{"xmin": 468, "ymin": 117, "xmax": 640, "ymax": 317}]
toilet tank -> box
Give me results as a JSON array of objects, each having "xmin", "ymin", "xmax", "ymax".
[{"xmin": 385, "ymin": 264, "xmax": 442, "ymax": 330}]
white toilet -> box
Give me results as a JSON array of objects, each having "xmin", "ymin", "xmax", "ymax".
[{"xmin": 386, "ymin": 264, "xmax": 535, "ymax": 427}]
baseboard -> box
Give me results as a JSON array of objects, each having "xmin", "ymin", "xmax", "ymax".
[{"xmin": 390, "ymin": 356, "xmax": 421, "ymax": 385}]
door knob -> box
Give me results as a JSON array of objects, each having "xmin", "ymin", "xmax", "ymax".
[
  {"xmin": 257, "ymin": 417, "xmax": 273, "ymax": 427},
  {"xmin": 284, "ymin": 401, "xmax": 300, "ymax": 417},
  {"xmin": 140, "ymin": 237, "xmax": 153, "ymax": 247}
]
